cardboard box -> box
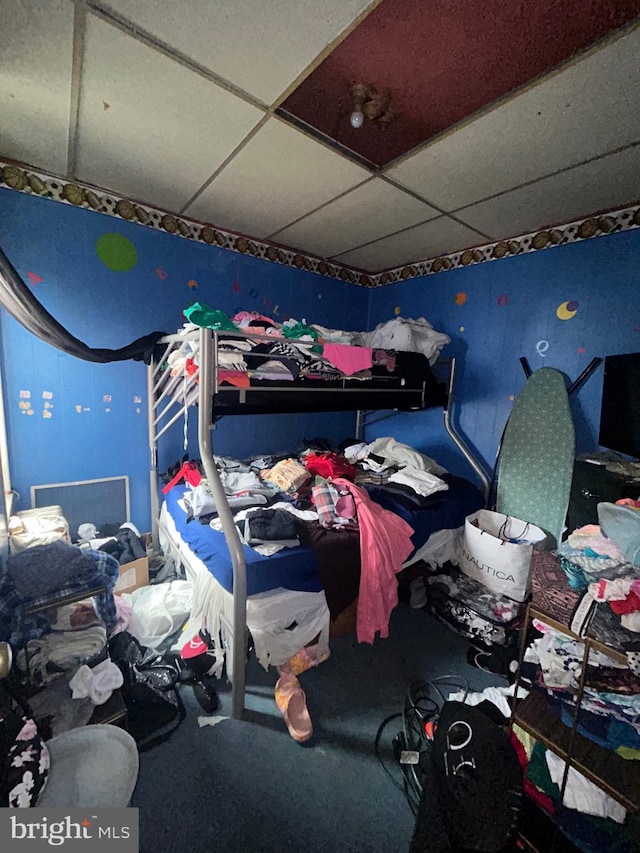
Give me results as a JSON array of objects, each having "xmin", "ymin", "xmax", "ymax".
[{"xmin": 113, "ymin": 557, "xmax": 149, "ymax": 594}]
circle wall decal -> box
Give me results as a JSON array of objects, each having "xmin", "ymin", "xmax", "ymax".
[
  {"xmin": 96, "ymin": 233, "xmax": 138, "ymax": 271},
  {"xmin": 497, "ymin": 294, "xmax": 509, "ymax": 306},
  {"xmin": 454, "ymin": 292, "xmax": 467, "ymax": 305},
  {"xmin": 556, "ymin": 300, "xmax": 579, "ymax": 320}
]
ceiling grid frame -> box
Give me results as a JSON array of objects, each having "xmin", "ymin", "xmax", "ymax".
[{"xmin": 2, "ymin": 0, "xmax": 640, "ymax": 275}]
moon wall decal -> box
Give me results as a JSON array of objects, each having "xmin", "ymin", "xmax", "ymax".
[{"xmin": 556, "ymin": 301, "xmax": 578, "ymax": 320}]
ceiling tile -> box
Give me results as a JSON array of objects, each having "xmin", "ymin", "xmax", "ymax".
[
  {"xmin": 386, "ymin": 25, "xmax": 640, "ymax": 211},
  {"xmin": 0, "ymin": 0, "xmax": 73, "ymax": 175},
  {"xmin": 271, "ymin": 178, "xmax": 439, "ymax": 258},
  {"xmin": 280, "ymin": 0, "xmax": 640, "ymax": 168},
  {"xmin": 185, "ymin": 118, "xmax": 370, "ymax": 238},
  {"xmin": 100, "ymin": 0, "xmax": 374, "ymax": 104},
  {"xmin": 76, "ymin": 15, "xmax": 263, "ymax": 212},
  {"xmin": 455, "ymin": 145, "xmax": 640, "ymax": 240},
  {"xmin": 333, "ymin": 217, "xmax": 486, "ymax": 272}
]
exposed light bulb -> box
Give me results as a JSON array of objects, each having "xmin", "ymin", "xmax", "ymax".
[{"xmin": 349, "ymin": 107, "xmax": 364, "ymax": 129}]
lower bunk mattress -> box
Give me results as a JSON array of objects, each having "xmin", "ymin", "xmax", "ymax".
[
  {"xmin": 159, "ymin": 500, "xmax": 330, "ymax": 671},
  {"xmin": 163, "ymin": 485, "xmax": 323, "ymax": 597},
  {"xmin": 162, "ymin": 473, "xmax": 485, "ymax": 619}
]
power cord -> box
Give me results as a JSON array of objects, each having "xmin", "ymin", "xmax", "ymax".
[{"xmin": 374, "ymin": 675, "xmax": 469, "ymax": 814}]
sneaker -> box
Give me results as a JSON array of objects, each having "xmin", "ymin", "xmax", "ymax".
[{"xmin": 410, "ymin": 577, "xmax": 427, "ymax": 609}]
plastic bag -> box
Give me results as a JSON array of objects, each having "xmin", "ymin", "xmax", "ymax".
[
  {"xmin": 598, "ymin": 502, "xmax": 640, "ymax": 566},
  {"xmin": 125, "ymin": 580, "xmax": 193, "ymax": 649}
]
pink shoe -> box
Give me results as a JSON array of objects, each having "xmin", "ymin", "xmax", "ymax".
[
  {"xmin": 274, "ymin": 673, "xmax": 313, "ymax": 743},
  {"xmin": 277, "ymin": 643, "xmax": 330, "ymax": 677}
]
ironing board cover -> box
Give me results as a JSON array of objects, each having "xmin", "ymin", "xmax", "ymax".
[{"xmin": 497, "ymin": 367, "xmax": 575, "ymax": 548}]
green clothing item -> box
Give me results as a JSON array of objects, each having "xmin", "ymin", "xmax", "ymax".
[
  {"xmin": 527, "ymin": 742, "xmax": 561, "ymax": 800},
  {"xmin": 183, "ymin": 303, "xmax": 236, "ymax": 331},
  {"xmin": 616, "ymin": 745, "xmax": 640, "ymax": 760},
  {"xmin": 282, "ymin": 321, "xmax": 322, "ymax": 352}
]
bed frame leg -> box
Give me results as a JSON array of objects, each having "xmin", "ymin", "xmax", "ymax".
[{"xmin": 198, "ymin": 328, "xmax": 248, "ymax": 720}]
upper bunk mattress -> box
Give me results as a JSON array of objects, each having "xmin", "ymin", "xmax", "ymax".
[
  {"xmin": 210, "ymin": 348, "xmax": 446, "ymax": 415},
  {"xmin": 156, "ymin": 326, "xmax": 448, "ymax": 418}
]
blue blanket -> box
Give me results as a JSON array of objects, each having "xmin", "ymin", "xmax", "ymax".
[{"xmin": 367, "ymin": 474, "xmax": 485, "ymax": 552}]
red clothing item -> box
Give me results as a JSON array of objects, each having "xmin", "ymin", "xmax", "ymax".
[
  {"xmin": 333, "ymin": 478, "xmax": 414, "ymax": 644},
  {"xmin": 218, "ymin": 370, "xmax": 250, "ymax": 389},
  {"xmin": 185, "ymin": 357, "xmax": 198, "ymax": 376},
  {"xmin": 162, "ymin": 461, "xmax": 202, "ymax": 494},
  {"xmin": 610, "ymin": 590, "xmax": 640, "ymax": 615},
  {"xmin": 303, "ymin": 452, "xmax": 358, "ymax": 481}
]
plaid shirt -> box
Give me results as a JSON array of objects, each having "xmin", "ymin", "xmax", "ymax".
[
  {"xmin": 312, "ymin": 481, "xmax": 358, "ymax": 530},
  {"xmin": 0, "ymin": 549, "xmax": 119, "ymax": 648}
]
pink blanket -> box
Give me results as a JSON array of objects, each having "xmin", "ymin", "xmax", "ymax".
[{"xmin": 334, "ymin": 478, "xmax": 414, "ymax": 643}]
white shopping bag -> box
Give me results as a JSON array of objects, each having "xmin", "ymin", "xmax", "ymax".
[{"xmin": 459, "ymin": 509, "xmax": 546, "ymax": 602}]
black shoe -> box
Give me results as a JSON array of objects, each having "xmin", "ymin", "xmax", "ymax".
[
  {"xmin": 466, "ymin": 646, "xmax": 517, "ymax": 681},
  {"xmin": 192, "ymin": 677, "xmax": 220, "ymax": 713}
]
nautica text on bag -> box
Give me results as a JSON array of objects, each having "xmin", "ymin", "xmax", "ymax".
[{"xmin": 461, "ymin": 551, "xmax": 515, "ymax": 583}]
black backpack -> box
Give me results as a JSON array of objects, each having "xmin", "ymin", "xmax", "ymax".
[
  {"xmin": 108, "ymin": 632, "xmax": 186, "ymax": 752},
  {"xmin": 411, "ymin": 701, "xmax": 522, "ymax": 852}
]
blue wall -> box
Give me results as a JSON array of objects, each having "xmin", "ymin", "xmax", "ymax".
[
  {"xmin": 0, "ymin": 189, "xmax": 368, "ymax": 532},
  {"xmin": 2, "ymin": 186, "xmax": 639, "ymax": 530},
  {"xmin": 367, "ymin": 229, "xmax": 640, "ymax": 487}
]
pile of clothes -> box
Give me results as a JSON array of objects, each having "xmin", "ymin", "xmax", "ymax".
[
  {"xmin": 0, "ymin": 540, "xmax": 125, "ymax": 735},
  {"xmin": 517, "ymin": 615, "xmax": 639, "ymax": 852},
  {"xmin": 425, "ymin": 567, "xmax": 523, "ymax": 648},
  {"xmin": 166, "ymin": 306, "xmax": 451, "ymax": 391},
  {"xmin": 555, "ymin": 500, "xmax": 640, "ymax": 670}
]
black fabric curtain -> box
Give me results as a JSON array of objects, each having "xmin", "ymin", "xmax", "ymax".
[{"xmin": 0, "ymin": 245, "xmax": 166, "ymax": 364}]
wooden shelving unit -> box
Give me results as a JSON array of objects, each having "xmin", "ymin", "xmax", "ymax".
[
  {"xmin": 514, "ymin": 690, "xmax": 640, "ymax": 812},
  {"xmin": 511, "ymin": 598, "xmax": 639, "ymax": 852}
]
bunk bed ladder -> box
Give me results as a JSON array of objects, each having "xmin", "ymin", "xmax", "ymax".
[{"xmin": 148, "ymin": 331, "xmax": 248, "ymax": 720}]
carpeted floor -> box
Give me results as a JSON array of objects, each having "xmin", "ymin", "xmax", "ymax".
[{"xmin": 133, "ymin": 605, "xmax": 503, "ymax": 853}]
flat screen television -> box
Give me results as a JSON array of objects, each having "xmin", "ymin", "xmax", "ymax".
[{"xmin": 599, "ymin": 353, "xmax": 640, "ymax": 459}]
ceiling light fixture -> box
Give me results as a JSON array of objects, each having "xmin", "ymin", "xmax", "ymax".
[{"xmin": 349, "ymin": 82, "xmax": 393, "ymax": 130}]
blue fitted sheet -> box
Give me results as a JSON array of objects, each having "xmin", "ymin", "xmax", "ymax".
[{"xmin": 164, "ymin": 486, "xmax": 323, "ymax": 596}]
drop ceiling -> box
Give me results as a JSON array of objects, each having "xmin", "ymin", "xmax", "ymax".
[{"xmin": 1, "ymin": 0, "xmax": 640, "ymax": 274}]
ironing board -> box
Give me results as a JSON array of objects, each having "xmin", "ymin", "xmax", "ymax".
[{"xmin": 497, "ymin": 368, "xmax": 575, "ymax": 548}]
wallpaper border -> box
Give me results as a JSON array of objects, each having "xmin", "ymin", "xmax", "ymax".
[{"xmin": 2, "ymin": 160, "xmax": 639, "ymax": 288}]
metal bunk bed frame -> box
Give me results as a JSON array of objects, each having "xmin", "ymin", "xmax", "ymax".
[{"xmin": 147, "ymin": 328, "xmax": 489, "ymax": 720}]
